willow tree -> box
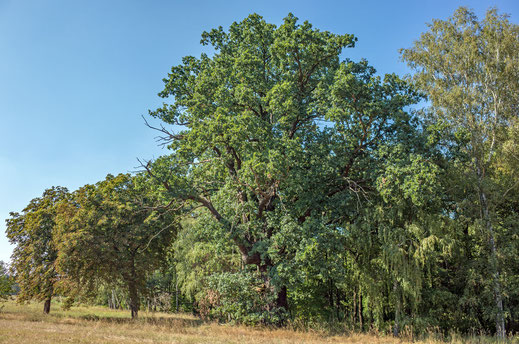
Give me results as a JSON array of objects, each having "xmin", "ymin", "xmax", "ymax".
[
  {"xmin": 401, "ymin": 7, "xmax": 519, "ymax": 337},
  {"xmin": 5, "ymin": 186, "xmax": 69, "ymax": 314},
  {"xmin": 146, "ymin": 13, "xmax": 421, "ymax": 321}
]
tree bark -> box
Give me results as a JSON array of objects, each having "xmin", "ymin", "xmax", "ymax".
[{"xmin": 43, "ymin": 297, "xmax": 51, "ymax": 314}]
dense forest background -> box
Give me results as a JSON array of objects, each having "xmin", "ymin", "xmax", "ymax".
[{"xmin": 3, "ymin": 7, "xmax": 519, "ymax": 338}]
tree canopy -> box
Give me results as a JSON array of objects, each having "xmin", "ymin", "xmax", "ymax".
[{"xmin": 54, "ymin": 174, "xmax": 179, "ymax": 319}]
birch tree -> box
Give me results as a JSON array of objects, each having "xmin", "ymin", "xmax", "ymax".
[{"xmin": 401, "ymin": 7, "xmax": 519, "ymax": 337}]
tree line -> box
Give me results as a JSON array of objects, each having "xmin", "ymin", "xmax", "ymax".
[{"xmin": 4, "ymin": 7, "xmax": 519, "ymax": 337}]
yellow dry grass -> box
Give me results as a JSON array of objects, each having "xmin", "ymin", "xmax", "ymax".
[{"xmin": 0, "ymin": 300, "xmax": 515, "ymax": 344}]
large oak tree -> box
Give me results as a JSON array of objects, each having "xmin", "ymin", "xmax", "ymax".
[{"xmin": 146, "ymin": 13, "xmax": 422, "ymax": 319}]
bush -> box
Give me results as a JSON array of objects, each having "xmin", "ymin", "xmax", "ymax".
[{"xmin": 199, "ymin": 271, "xmax": 286, "ymax": 325}]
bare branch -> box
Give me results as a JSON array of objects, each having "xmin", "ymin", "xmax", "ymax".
[{"xmin": 142, "ymin": 115, "xmax": 184, "ymax": 147}]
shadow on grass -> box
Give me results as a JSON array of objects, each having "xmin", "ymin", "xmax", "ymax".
[
  {"xmin": 77, "ymin": 313, "xmax": 205, "ymax": 328},
  {"xmin": 0, "ymin": 300, "xmax": 206, "ymax": 328}
]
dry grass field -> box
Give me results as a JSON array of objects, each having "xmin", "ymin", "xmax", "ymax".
[{"xmin": 0, "ymin": 300, "xmax": 516, "ymax": 344}]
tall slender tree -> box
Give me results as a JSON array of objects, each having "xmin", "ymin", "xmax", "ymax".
[{"xmin": 401, "ymin": 7, "xmax": 519, "ymax": 337}]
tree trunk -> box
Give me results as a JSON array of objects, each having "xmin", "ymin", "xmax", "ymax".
[
  {"xmin": 43, "ymin": 297, "xmax": 51, "ymax": 314},
  {"xmin": 328, "ymin": 279, "xmax": 335, "ymax": 322},
  {"xmin": 474, "ymin": 155, "xmax": 506, "ymax": 338},
  {"xmin": 258, "ymin": 262, "xmax": 288, "ymax": 322},
  {"xmin": 393, "ymin": 280, "xmax": 400, "ymax": 337},
  {"xmin": 128, "ymin": 282, "xmax": 139, "ymax": 319},
  {"xmin": 126, "ymin": 270, "xmax": 139, "ymax": 319},
  {"xmin": 359, "ymin": 289, "xmax": 363, "ymax": 331},
  {"xmin": 352, "ymin": 289, "xmax": 357, "ymax": 329},
  {"xmin": 276, "ymin": 285, "xmax": 288, "ymax": 310},
  {"xmin": 175, "ymin": 278, "xmax": 179, "ymax": 313},
  {"xmin": 111, "ymin": 289, "xmax": 117, "ymax": 309},
  {"xmin": 479, "ymin": 188, "xmax": 506, "ymax": 338}
]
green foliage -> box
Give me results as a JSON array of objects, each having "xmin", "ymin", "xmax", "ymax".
[
  {"xmin": 173, "ymin": 213, "xmax": 241, "ymax": 303},
  {"xmin": 202, "ymin": 271, "xmax": 285, "ymax": 325}
]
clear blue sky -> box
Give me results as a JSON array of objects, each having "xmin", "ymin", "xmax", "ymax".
[{"xmin": 1, "ymin": 0, "xmax": 517, "ymax": 263}]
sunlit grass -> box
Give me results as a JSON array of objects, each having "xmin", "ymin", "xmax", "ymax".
[{"xmin": 0, "ymin": 299, "xmax": 517, "ymax": 343}]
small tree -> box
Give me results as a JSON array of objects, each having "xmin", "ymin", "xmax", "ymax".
[
  {"xmin": 5, "ymin": 186, "xmax": 69, "ymax": 314},
  {"xmin": 55, "ymin": 174, "xmax": 179, "ymax": 319}
]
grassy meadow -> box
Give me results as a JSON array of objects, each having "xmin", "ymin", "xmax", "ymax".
[{"xmin": 0, "ymin": 300, "xmax": 516, "ymax": 344}]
